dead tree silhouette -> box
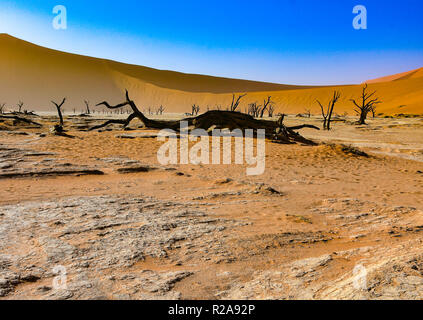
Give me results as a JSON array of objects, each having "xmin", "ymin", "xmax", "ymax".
[
  {"xmin": 304, "ymin": 109, "xmax": 311, "ymax": 118},
  {"xmin": 17, "ymin": 101, "xmax": 24, "ymax": 113},
  {"xmin": 259, "ymin": 96, "xmax": 273, "ymax": 118},
  {"xmin": 156, "ymin": 105, "xmax": 165, "ymax": 115},
  {"xmin": 51, "ymin": 98, "xmax": 66, "ymax": 131},
  {"xmin": 84, "ymin": 100, "xmax": 91, "ymax": 115},
  {"xmin": 316, "ymin": 91, "xmax": 341, "ymax": 130},
  {"xmin": 268, "ymin": 104, "xmax": 275, "ymax": 117},
  {"xmin": 89, "ymin": 90, "xmax": 319, "ymax": 145},
  {"xmin": 191, "ymin": 104, "xmax": 200, "ymax": 116},
  {"xmin": 230, "ymin": 94, "xmax": 247, "ymax": 112},
  {"xmin": 350, "ymin": 84, "xmax": 382, "ymax": 125},
  {"xmin": 248, "ymin": 102, "xmax": 262, "ymax": 118}
]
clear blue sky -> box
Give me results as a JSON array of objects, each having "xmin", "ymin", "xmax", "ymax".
[{"xmin": 1, "ymin": 0, "xmax": 422, "ymax": 85}]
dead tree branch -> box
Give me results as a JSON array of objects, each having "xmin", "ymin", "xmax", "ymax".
[
  {"xmin": 230, "ymin": 94, "xmax": 247, "ymax": 112},
  {"xmin": 89, "ymin": 113, "xmax": 137, "ymax": 131}
]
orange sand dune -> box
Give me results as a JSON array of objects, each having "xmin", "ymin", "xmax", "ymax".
[
  {"xmin": 1, "ymin": 33, "xmax": 422, "ymax": 115},
  {"xmin": 365, "ymin": 67, "xmax": 423, "ymax": 84}
]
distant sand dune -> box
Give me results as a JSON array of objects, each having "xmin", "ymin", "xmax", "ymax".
[
  {"xmin": 365, "ymin": 67, "xmax": 423, "ymax": 84},
  {"xmin": 1, "ymin": 34, "xmax": 422, "ymax": 115}
]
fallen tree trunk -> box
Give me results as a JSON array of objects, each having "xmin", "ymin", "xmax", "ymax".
[
  {"xmin": 90, "ymin": 90, "xmax": 319, "ymax": 145},
  {"xmin": 0, "ymin": 115, "xmax": 42, "ymax": 127},
  {"xmin": 0, "ymin": 168, "xmax": 104, "ymax": 179},
  {"xmin": 285, "ymin": 124, "xmax": 320, "ymax": 131},
  {"xmin": 89, "ymin": 113, "xmax": 137, "ymax": 131}
]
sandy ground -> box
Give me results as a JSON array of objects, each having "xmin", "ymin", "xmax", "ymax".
[{"xmin": 0, "ymin": 114, "xmax": 423, "ymax": 300}]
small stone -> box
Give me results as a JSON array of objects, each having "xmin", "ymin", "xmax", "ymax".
[
  {"xmin": 20, "ymin": 274, "xmax": 41, "ymax": 282},
  {"xmin": 36, "ymin": 286, "xmax": 52, "ymax": 293}
]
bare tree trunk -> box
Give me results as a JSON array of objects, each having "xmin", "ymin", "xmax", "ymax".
[
  {"xmin": 17, "ymin": 101, "xmax": 24, "ymax": 113},
  {"xmin": 51, "ymin": 98, "xmax": 66, "ymax": 127},
  {"xmin": 358, "ymin": 112, "xmax": 367, "ymax": 125},
  {"xmin": 317, "ymin": 91, "xmax": 340, "ymax": 130},
  {"xmin": 84, "ymin": 100, "xmax": 91, "ymax": 115}
]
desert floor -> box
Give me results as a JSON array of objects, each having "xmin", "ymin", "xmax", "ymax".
[{"xmin": 0, "ymin": 114, "xmax": 423, "ymax": 300}]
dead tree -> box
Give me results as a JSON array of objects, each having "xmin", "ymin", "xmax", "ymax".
[
  {"xmin": 156, "ymin": 105, "xmax": 165, "ymax": 115},
  {"xmin": 316, "ymin": 91, "xmax": 341, "ymax": 130},
  {"xmin": 51, "ymin": 98, "xmax": 66, "ymax": 129},
  {"xmin": 268, "ymin": 104, "xmax": 275, "ymax": 117},
  {"xmin": 350, "ymin": 84, "xmax": 382, "ymax": 125},
  {"xmin": 246, "ymin": 104, "xmax": 252, "ymax": 116},
  {"xmin": 304, "ymin": 109, "xmax": 311, "ymax": 118},
  {"xmin": 191, "ymin": 104, "xmax": 200, "ymax": 116},
  {"xmin": 89, "ymin": 90, "xmax": 319, "ymax": 144},
  {"xmin": 17, "ymin": 101, "xmax": 24, "ymax": 113},
  {"xmin": 230, "ymin": 94, "xmax": 247, "ymax": 112},
  {"xmin": 259, "ymin": 96, "xmax": 273, "ymax": 118},
  {"xmin": 0, "ymin": 101, "xmax": 41, "ymax": 125},
  {"xmin": 248, "ymin": 102, "xmax": 262, "ymax": 118},
  {"xmin": 84, "ymin": 100, "xmax": 91, "ymax": 115}
]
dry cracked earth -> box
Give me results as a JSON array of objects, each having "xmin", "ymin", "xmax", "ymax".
[{"xmin": 0, "ymin": 115, "xmax": 423, "ymax": 300}]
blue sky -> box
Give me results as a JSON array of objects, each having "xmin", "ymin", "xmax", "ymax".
[{"xmin": 1, "ymin": 0, "xmax": 422, "ymax": 85}]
